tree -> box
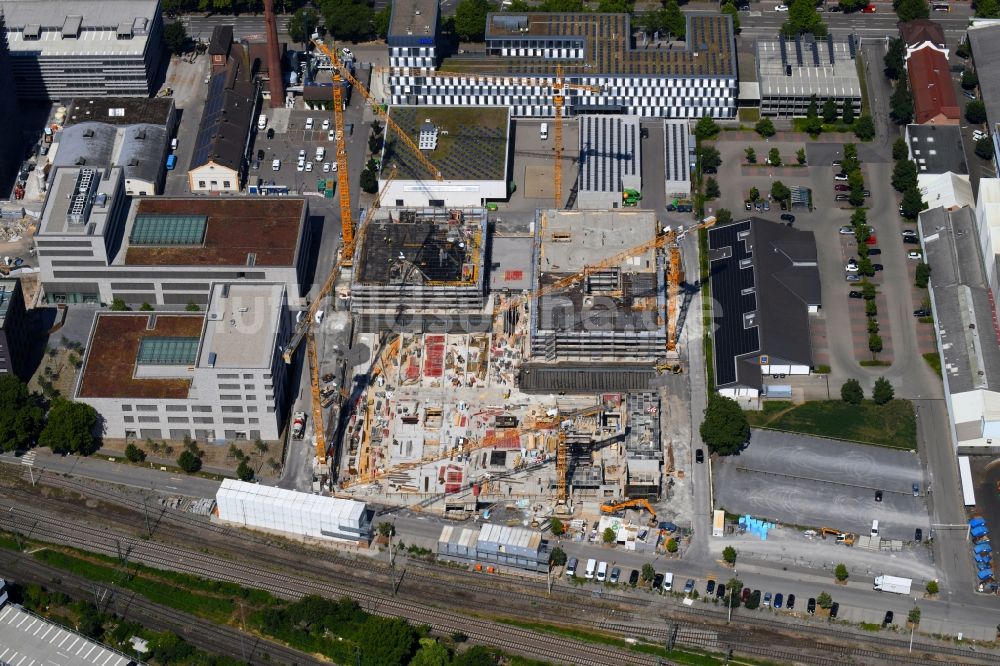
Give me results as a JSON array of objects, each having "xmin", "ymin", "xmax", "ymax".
[
  {"xmin": 862, "ymin": 279, "xmax": 876, "ymax": 300},
  {"xmin": 722, "ymin": 546, "xmax": 737, "ymax": 565},
  {"xmin": 715, "ymin": 208, "xmax": 733, "ymax": 226},
  {"xmin": 319, "ymin": 0, "xmax": 375, "ymax": 42},
  {"xmin": 804, "ymin": 96, "xmax": 823, "ymax": 135},
  {"xmin": 866, "ymin": 299, "xmax": 878, "ymax": 317},
  {"xmin": 700, "ymin": 145, "xmax": 722, "ymax": 170},
  {"xmin": 892, "ymin": 137, "xmax": 909, "ymax": 161},
  {"xmin": 700, "ymin": 396, "xmax": 749, "ymax": 456},
  {"xmin": 884, "ymin": 37, "xmax": 906, "ymax": 80},
  {"xmin": 374, "ymin": 6, "xmax": 392, "ymax": 38},
  {"xmin": 726, "ymin": 578, "xmax": 743, "ymax": 607},
  {"xmin": 163, "ymin": 22, "xmax": 189, "ymax": 54},
  {"xmin": 139, "ymin": 302, "xmax": 154, "ymax": 312},
  {"xmin": 900, "ymin": 187, "xmax": 924, "ymax": 219},
  {"xmin": 873, "ymin": 376, "xmax": 894, "ymax": 405},
  {"xmin": 896, "ymin": 0, "xmax": 929, "ymax": 21},
  {"xmin": 0, "ymin": 376, "xmax": 43, "ymax": 452},
  {"xmin": 976, "ymin": 136, "xmax": 995, "ymax": 160},
  {"xmin": 822, "ymin": 98, "xmax": 839, "ymax": 124},
  {"xmin": 377, "ymin": 522, "xmax": 396, "ymax": 537},
  {"xmin": 857, "ymin": 255, "xmax": 874, "ymax": 277},
  {"xmin": 908, "ymin": 606, "xmax": 921, "ymax": 625},
  {"xmin": 755, "ymin": 118, "xmax": 776, "ymax": 138},
  {"xmin": 926, "ymin": 580, "xmax": 939, "ymax": 595},
  {"xmin": 666, "ymin": 538, "xmax": 678, "ymax": 553},
  {"xmin": 176, "ymin": 449, "xmax": 202, "ymax": 474},
  {"xmin": 695, "ymin": 115, "xmax": 721, "ymax": 140},
  {"xmin": 796, "ymin": 148, "xmax": 807, "ymax": 165},
  {"xmin": 597, "ymin": 0, "xmax": 633, "ymax": 11},
  {"xmin": 110, "ymin": 297, "xmax": 129, "ymax": 311},
  {"xmin": 768, "ymin": 147, "xmax": 781, "ymax": 166},
  {"xmin": 287, "ymin": 7, "xmax": 319, "ymax": 47},
  {"xmin": 962, "ymin": 69, "xmax": 979, "ymax": 90},
  {"xmin": 549, "ymin": 546, "xmax": 567, "ymax": 567},
  {"xmin": 661, "ymin": 0, "xmax": 687, "ymax": 39},
  {"xmin": 966, "ymin": 100, "xmax": 988, "ymax": 125},
  {"xmin": 745, "ymin": 146, "xmax": 757, "ymax": 163},
  {"xmin": 782, "ymin": 0, "xmax": 827, "ymax": 36},
  {"xmin": 817, "ymin": 591, "xmax": 833, "ymax": 609},
  {"xmin": 841, "ymin": 379, "xmax": 864, "ymax": 404},
  {"xmin": 890, "ymin": 78, "xmax": 914, "ymax": 124},
  {"xmin": 641, "ymin": 563, "xmax": 656, "ymax": 582},
  {"xmin": 957, "ymin": 37, "xmax": 972, "ymax": 59},
  {"xmin": 550, "ymin": 517, "xmax": 565, "ymax": 536},
  {"xmin": 835, "ymin": 563, "xmax": 849, "ymax": 581},
  {"xmin": 749, "ymin": 186, "xmax": 760, "ymax": 201},
  {"xmin": 705, "ymin": 177, "xmax": 721, "ymax": 200},
  {"xmin": 602, "ymin": 527, "xmax": 617, "ymax": 544},
  {"xmin": 867, "ymin": 318, "xmax": 879, "ymax": 334},
  {"xmin": 915, "ymin": 262, "xmax": 931, "ymax": 288},
  {"xmin": 360, "ymin": 167, "xmax": 378, "ymax": 194},
  {"xmin": 892, "ymin": 159, "xmax": 918, "ymax": 192},
  {"xmin": 40, "ymin": 399, "xmax": 98, "ymax": 455},
  {"xmin": 770, "ymin": 180, "xmax": 790, "ymax": 203},
  {"xmin": 410, "ymin": 640, "xmax": 452, "ymax": 666},
  {"xmin": 124, "ymin": 443, "xmax": 146, "ymax": 463},
  {"xmin": 848, "ymin": 170, "xmax": 866, "ymax": 207},
  {"xmin": 978, "ymin": 0, "xmax": 1000, "ymax": 17},
  {"xmin": 839, "ymin": 0, "xmax": 868, "ymax": 11},
  {"xmin": 236, "ymin": 459, "xmax": 254, "ymax": 481},
  {"xmin": 853, "ymin": 115, "xmax": 875, "ymax": 141},
  {"xmin": 185, "ymin": 301, "xmax": 200, "ymax": 312},
  {"xmin": 842, "ymin": 101, "xmax": 855, "ymax": 125},
  {"xmin": 745, "ymin": 589, "xmax": 761, "ymax": 610},
  {"xmin": 454, "ymin": 0, "xmax": 491, "ymax": 42},
  {"xmin": 869, "ymin": 333, "xmax": 883, "ymax": 355}
]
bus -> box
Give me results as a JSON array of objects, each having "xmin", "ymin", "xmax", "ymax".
[{"xmin": 165, "ymin": 154, "xmax": 177, "ymax": 171}]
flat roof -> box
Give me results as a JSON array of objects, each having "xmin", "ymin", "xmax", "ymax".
[
  {"xmin": 2, "ymin": 0, "xmax": 158, "ymax": 56},
  {"xmin": 355, "ymin": 211, "xmax": 485, "ymax": 286},
  {"xmin": 969, "ymin": 23, "xmax": 1000, "ymax": 131},
  {"xmin": 39, "ymin": 167, "xmax": 124, "ymax": 237},
  {"xmin": 519, "ymin": 362, "xmax": 656, "ymax": 392},
  {"xmin": 65, "ymin": 97, "xmax": 174, "ymax": 127},
  {"xmin": 388, "ymin": 0, "xmax": 439, "ymax": 40},
  {"xmin": 756, "ymin": 35, "xmax": 861, "ymax": 100},
  {"xmin": 536, "ymin": 209, "xmax": 658, "ymax": 272},
  {"xmin": 0, "ymin": 603, "xmax": 136, "ymax": 666},
  {"xmin": 918, "ymin": 206, "xmax": 1000, "ymax": 394},
  {"xmin": 382, "ymin": 106, "xmax": 509, "ymax": 182},
  {"xmin": 489, "ymin": 236, "xmax": 534, "ymax": 292},
  {"xmin": 121, "ymin": 198, "xmax": 305, "ymax": 267},
  {"xmin": 77, "ymin": 313, "xmax": 203, "ymax": 400},
  {"xmin": 441, "ymin": 13, "xmax": 735, "ymax": 78},
  {"xmin": 906, "ymin": 124, "xmax": 967, "ymax": 175},
  {"xmin": 200, "ymin": 283, "xmax": 285, "ymax": 369},
  {"xmin": 578, "ymin": 115, "xmax": 640, "ymax": 194}
]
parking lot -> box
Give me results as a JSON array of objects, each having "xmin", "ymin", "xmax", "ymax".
[{"xmin": 714, "ymin": 430, "xmax": 930, "ymax": 541}]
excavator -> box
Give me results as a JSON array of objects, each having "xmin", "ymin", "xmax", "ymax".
[
  {"xmin": 600, "ymin": 498, "xmax": 658, "ymax": 527},
  {"xmin": 820, "ymin": 527, "xmax": 855, "ymax": 545}
]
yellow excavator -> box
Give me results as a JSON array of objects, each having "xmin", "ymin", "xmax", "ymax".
[{"xmin": 600, "ymin": 498, "xmax": 658, "ymax": 526}]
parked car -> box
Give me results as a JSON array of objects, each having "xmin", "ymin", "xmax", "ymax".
[
  {"xmin": 830, "ymin": 602, "xmax": 840, "ymax": 619},
  {"xmin": 849, "ymin": 291, "xmax": 864, "ymax": 299},
  {"xmin": 965, "ymin": 90, "xmax": 979, "ymax": 101},
  {"xmin": 742, "ymin": 587, "xmax": 751, "ymax": 603},
  {"xmin": 912, "ymin": 483, "xmax": 920, "ymax": 496},
  {"xmin": 629, "ymin": 569, "xmax": 640, "ymax": 586},
  {"xmin": 839, "ymin": 226, "xmax": 855, "ymax": 235},
  {"xmin": 846, "ymin": 274, "xmax": 861, "ymax": 283},
  {"xmin": 323, "ymin": 162, "xmax": 331, "ymax": 173},
  {"xmin": 908, "ymin": 251, "xmax": 922, "ymax": 259},
  {"xmin": 745, "ymin": 200, "xmax": 753, "ymax": 210},
  {"xmin": 913, "ymin": 309, "xmax": 931, "ymax": 317},
  {"xmin": 915, "ymin": 528, "xmax": 923, "ymax": 542},
  {"xmin": 904, "ymin": 236, "xmax": 920, "ymax": 245},
  {"xmin": 846, "ymin": 258, "xmax": 859, "ymax": 272},
  {"xmin": 835, "ymin": 184, "xmax": 850, "ymax": 191},
  {"xmin": 807, "ymin": 598, "xmax": 817, "ymax": 614},
  {"xmin": 780, "ymin": 213, "xmax": 795, "ymax": 223},
  {"xmin": 832, "ymin": 160, "xmax": 842, "ymax": 167},
  {"xmin": 322, "ymin": 118, "xmax": 330, "ymax": 130},
  {"xmin": 883, "ymin": 610, "xmax": 894, "ymax": 626},
  {"xmin": 706, "ymin": 579, "xmax": 716, "ymax": 594},
  {"xmin": 305, "ymin": 117, "xmax": 314, "ymax": 130},
  {"xmin": 266, "ymin": 127, "xmax": 275, "ymax": 139},
  {"xmin": 973, "ymin": 129, "xmax": 987, "ymax": 140},
  {"xmin": 703, "ymin": 166, "xmax": 717, "ymax": 174},
  {"xmin": 774, "ymin": 593, "xmax": 783, "ymax": 609},
  {"xmin": 684, "ymin": 579, "xmax": 695, "ymax": 594},
  {"xmin": 863, "ymin": 190, "xmax": 871, "ymax": 197},
  {"xmin": 872, "ymin": 263, "xmax": 884, "ymax": 272},
  {"xmin": 271, "ymin": 159, "xmax": 281, "ymax": 171},
  {"xmin": 610, "ymin": 567, "xmax": 621, "ymax": 584},
  {"xmin": 834, "ymin": 172, "xmax": 849, "ymax": 181},
  {"xmin": 862, "ymin": 3, "xmax": 876, "ymax": 11},
  {"xmin": 875, "ymin": 489, "xmax": 883, "ymax": 502},
  {"xmin": 829, "ymin": 4, "xmax": 841, "ymax": 9},
  {"xmin": 716, "ymin": 583, "xmax": 726, "ymax": 599},
  {"xmin": 902, "ymin": 229, "xmax": 919, "ymax": 238},
  {"xmin": 763, "ymin": 592, "xmax": 772, "ymax": 608},
  {"xmin": 775, "ymin": 3, "xmax": 789, "ymax": 9},
  {"xmin": 305, "ymin": 161, "xmax": 313, "ymax": 172},
  {"xmin": 762, "ymin": 200, "xmax": 770, "ymax": 211},
  {"xmin": 653, "ymin": 573, "xmax": 664, "ymax": 590},
  {"xmin": 786, "ymin": 594, "xmax": 796, "ymax": 610},
  {"xmin": 695, "ymin": 449, "xmax": 705, "ymax": 463},
  {"xmin": 835, "ymin": 194, "xmax": 849, "ymax": 201},
  {"xmin": 867, "ymin": 248, "xmax": 882, "ymax": 256}
]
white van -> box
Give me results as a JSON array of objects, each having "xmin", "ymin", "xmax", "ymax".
[
  {"xmin": 565, "ymin": 557, "xmax": 578, "ymax": 577},
  {"xmin": 315, "ymin": 146, "xmax": 326, "ymax": 162},
  {"xmin": 596, "ymin": 561, "xmax": 608, "ymax": 582},
  {"xmin": 662, "ymin": 572, "xmax": 674, "ymax": 592},
  {"xmin": 257, "ymin": 114, "xmax": 267, "ymax": 130},
  {"xmin": 584, "ymin": 558, "xmax": 596, "ymax": 579},
  {"xmin": 540, "ymin": 122, "xmax": 549, "ymax": 140},
  {"xmin": 871, "ymin": 520, "xmax": 879, "ymax": 537}
]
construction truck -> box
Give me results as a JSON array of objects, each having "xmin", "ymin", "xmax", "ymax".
[
  {"xmin": 873, "ymin": 575, "xmax": 912, "ymax": 595},
  {"xmin": 622, "ymin": 189, "xmax": 642, "ymax": 207},
  {"xmin": 291, "ymin": 412, "xmax": 306, "ymax": 440},
  {"xmin": 666, "ymin": 198, "xmax": 693, "ymax": 213}
]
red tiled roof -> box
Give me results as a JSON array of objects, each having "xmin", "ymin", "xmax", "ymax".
[
  {"xmin": 907, "ymin": 49, "xmax": 960, "ymax": 125},
  {"xmin": 898, "ymin": 19, "xmax": 946, "ymax": 49}
]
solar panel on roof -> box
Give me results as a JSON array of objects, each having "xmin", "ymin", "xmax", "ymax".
[
  {"xmin": 130, "ymin": 214, "xmax": 208, "ymax": 246},
  {"xmin": 137, "ymin": 337, "xmax": 200, "ymax": 365}
]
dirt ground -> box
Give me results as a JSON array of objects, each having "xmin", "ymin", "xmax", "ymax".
[
  {"xmin": 27, "ymin": 346, "xmax": 84, "ymax": 400},
  {"xmin": 100, "ymin": 437, "xmax": 283, "ymax": 477}
]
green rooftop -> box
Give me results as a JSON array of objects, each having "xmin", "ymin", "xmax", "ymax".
[
  {"xmin": 130, "ymin": 214, "xmax": 208, "ymax": 246},
  {"xmin": 382, "ymin": 106, "xmax": 510, "ymax": 183},
  {"xmin": 137, "ymin": 337, "xmax": 200, "ymax": 365}
]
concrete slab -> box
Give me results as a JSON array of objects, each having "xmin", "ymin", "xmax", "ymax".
[{"xmin": 524, "ymin": 165, "xmax": 554, "ymax": 198}]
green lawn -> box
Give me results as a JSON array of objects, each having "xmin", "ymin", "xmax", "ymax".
[
  {"xmin": 745, "ymin": 400, "xmax": 917, "ymax": 449},
  {"xmin": 923, "ymin": 352, "xmax": 942, "ymax": 376}
]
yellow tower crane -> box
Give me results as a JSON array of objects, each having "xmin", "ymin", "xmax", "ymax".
[{"xmin": 666, "ymin": 216, "xmax": 718, "ymax": 352}]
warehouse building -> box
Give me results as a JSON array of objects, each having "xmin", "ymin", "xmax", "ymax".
[
  {"xmin": 350, "ymin": 207, "xmax": 487, "ymax": 330},
  {"xmin": 75, "ymin": 282, "xmax": 291, "ymax": 444},
  {"xmin": 215, "ymin": 480, "xmax": 373, "ymax": 542},
  {"xmin": 919, "ymin": 205, "xmax": 1000, "ymax": 454},
  {"xmin": 377, "ymin": 106, "xmax": 510, "ymax": 208},
  {"xmin": 437, "ymin": 523, "xmax": 549, "ymax": 573},
  {"xmin": 907, "ymin": 48, "xmax": 959, "ymax": 125},
  {"xmin": 709, "ymin": 218, "xmax": 820, "ymax": 402},
  {"xmin": 35, "ymin": 169, "xmax": 312, "ymax": 307},
  {"xmin": 755, "ymin": 35, "xmax": 861, "ymax": 117},
  {"xmin": 663, "ymin": 120, "xmax": 693, "ymax": 199},
  {"xmin": 906, "ymin": 124, "xmax": 972, "ymax": 210},
  {"xmin": 529, "ymin": 209, "xmax": 665, "ymax": 362},
  {"xmin": 387, "ymin": 6, "xmax": 737, "ymax": 119},
  {"xmin": 1, "ymin": 0, "xmax": 162, "ymax": 99},
  {"xmin": 576, "ymin": 115, "xmax": 641, "ymax": 210},
  {"xmin": 975, "ymin": 178, "xmax": 1000, "ymax": 304},
  {"xmin": 0, "ymin": 279, "xmax": 30, "ymax": 381}
]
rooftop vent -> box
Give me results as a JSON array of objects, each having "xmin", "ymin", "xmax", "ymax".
[
  {"xmin": 67, "ymin": 168, "xmax": 98, "ymax": 226},
  {"xmin": 418, "ymin": 120, "xmax": 438, "ymax": 150}
]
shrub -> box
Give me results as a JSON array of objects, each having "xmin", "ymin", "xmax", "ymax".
[
  {"xmin": 841, "ymin": 379, "xmax": 863, "ymax": 404},
  {"xmin": 915, "ymin": 262, "xmax": 931, "ymax": 288},
  {"xmin": 872, "ymin": 376, "xmax": 894, "ymax": 405},
  {"xmin": 835, "ymin": 563, "xmax": 849, "ymax": 581},
  {"xmin": 722, "ymin": 546, "xmax": 737, "ymax": 564},
  {"xmin": 755, "ymin": 118, "xmax": 776, "ymax": 138},
  {"xmin": 176, "ymin": 450, "xmax": 202, "ymax": 474},
  {"xmin": 124, "ymin": 443, "xmax": 146, "ymax": 463}
]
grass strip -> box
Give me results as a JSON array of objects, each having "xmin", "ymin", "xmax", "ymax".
[{"xmin": 745, "ymin": 399, "xmax": 917, "ymax": 449}]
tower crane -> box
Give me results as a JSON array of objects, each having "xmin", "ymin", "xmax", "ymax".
[{"xmin": 666, "ymin": 216, "xmax": 717, "ymax": 352}]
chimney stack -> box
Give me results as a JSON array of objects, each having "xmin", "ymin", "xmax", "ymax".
[{"xmin": 264, "ymin": 0, "xmax": 285, "ymax": 108}]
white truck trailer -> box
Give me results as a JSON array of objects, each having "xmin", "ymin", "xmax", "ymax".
[{"xmin": 873, "ymin": 575, "xmax": 912, "ymax": 594}]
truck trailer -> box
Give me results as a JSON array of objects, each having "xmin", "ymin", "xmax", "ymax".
[{"xmin": 873, "ymin": 575, "xmax": 912, "ymax": 595}]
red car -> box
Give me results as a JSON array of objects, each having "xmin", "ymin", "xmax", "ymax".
[
  {"xmin": 866, "ymin": 234, "xmax": 877, "ymax": 245},
  {"xmin": 835, "ymin": 184, "xmax": 850, "ymax": 191},
  {"xmin": 862, "ymin": 3, "xmax": 876, "ymax": 11}
]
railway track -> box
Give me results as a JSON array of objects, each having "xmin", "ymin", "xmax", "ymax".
[{"xmin": 0, "ymin": 504, "xmax": 661, "ymax": 666}]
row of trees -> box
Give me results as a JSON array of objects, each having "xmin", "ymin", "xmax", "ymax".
[
  {"xmin": 891, "ymin": 143, "xmax": 926, "ymax": 220},
  {"xmin": 847, "ymin": 209, "xmax": 884, "ymax": 357},
  {"xmin": 0, "ymin": 376, "xmax": 99, "ymax": 455},
  {"xmin": 840, "ymin": 376, "xmax": 895, "ymax": 405}
]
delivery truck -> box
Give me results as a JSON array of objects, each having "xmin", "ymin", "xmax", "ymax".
[{"xmin": 873, "ymin": 575, "xmax": 912, "ymax": 595}]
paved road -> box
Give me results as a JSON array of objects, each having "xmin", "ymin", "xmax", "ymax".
[
  {"xmin": 178, "ymin": 14, "xmax": 290, "ymax": 42},
  {"xmin": 736, "ymin": 2, "xmax": 974, "ymax": 38}
]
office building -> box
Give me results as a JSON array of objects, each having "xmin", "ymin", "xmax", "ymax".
[
  {"xmin": 0, "ymin": 279, "xmax": 30, "ymax": 380},
  {"xmin": 755, "ymin": 35, "xmax": 862, "ymax": 117},
  {"xmin": 0, "ymin": 12, "xmax": 23, "ymax": 196}
]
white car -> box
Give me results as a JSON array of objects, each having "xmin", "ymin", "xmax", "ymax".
[
  {"xmin": 323, "ymin": 162, "xmax": 331, "ymax": 173},
  {"xmin": 973, "ymin": 130, "xmax": 988, "ymax": 141},
  {"xmin": 834, "ymin": 172, "xmax": 849, "ymax": 181},
  {"xmin": 908, "ymin": 251, "xmax": 922, "ymax": 259},
  {"xmin": 328, "ymin": 129, "xmax": 335, "ymax": 141},
  {"xmin": 298, "ymin": 149, "xmax": 306, "ymax": 160},
  {"xmin": 839, "ymin": 226, "xmax": 854, "ymax": 235},
  {"xmin": 314, "ymin": 310, "xmax": 325, "ymax": 324},
  {"xmin": 305, "ymin": 117, "xmax": 314, "ymax": 130},
  {"xmin": 297, "ymin": 160, "xmax": 305, "ymax": 172},
  {"xmin": 340, "ymin": 47, "xmax": 354, "ymax": 61},
  {"xmin": 305, "ymin": 161, "xmax": 313, "ymax": 172},
  {"xmin": 322, "ymin": 119, "xmax": 330, "ymax": 130},
  {"xmin": 846, "ymin": 259, "xmax": 859, "ymax": 272},
  {"xmin": 775, "ymin": 3, "xmax": 789, "ymax": 10},
  {"xmin": 271, "ymin": 159, "xmax": 281, "ymax": 171}
]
